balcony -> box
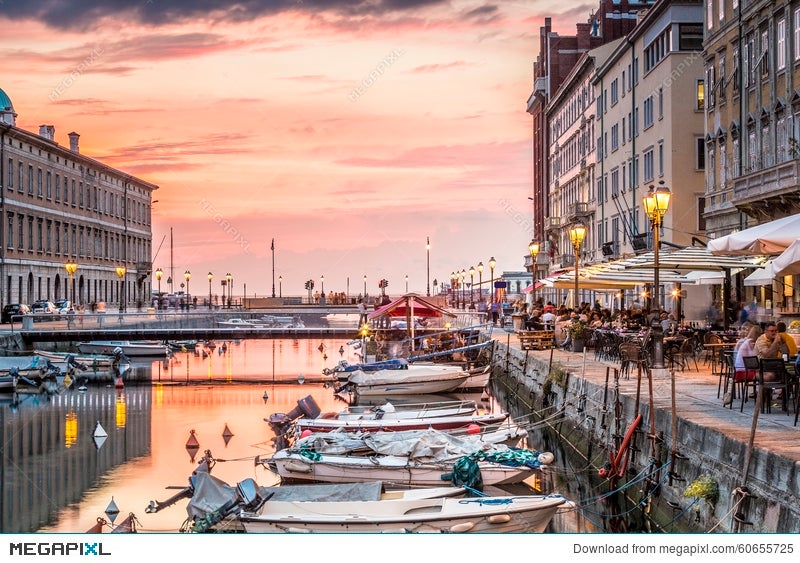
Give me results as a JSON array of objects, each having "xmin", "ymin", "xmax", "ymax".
[
  {"xmin": 545, "ymin": 216, "xmax": 561, "ymax": 232},
  {"xmin": 732, "ymin": 159, "xmax": 800, "ymax": 219},
  {"xmin": 135, "ymin": 261, "xmax": 152, "ymax": 274},
  {"xmin": 568, "ymin": 202, "xmax": 591, "ymax": 221}
]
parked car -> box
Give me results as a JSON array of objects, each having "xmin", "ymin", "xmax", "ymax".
[
  {"xmin": 54, "ymin": 299, "xmax": 72, "ymax": 315},
  {"xmin": 1, "ymin": 303, "xmax": 30, "ymax": 323},
  {"xmin": 30, "ymin": 300, "xmax": 56, "ymax": 320}
]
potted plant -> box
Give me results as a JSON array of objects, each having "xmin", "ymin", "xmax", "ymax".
[
  {"xmin": 567, "ymin": 320, "xmax": 588, "ymax": 352},
  {"xmin": 788, "ymin": 320, "xmax": 800, "ymax": 334}
]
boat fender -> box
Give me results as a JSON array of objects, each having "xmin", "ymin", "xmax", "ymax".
[
  {"xmin": 449, "ymin": 521, "xmax": 475, "ymax": 533},
  {"xmin": 285, "ymin": 527, "xmax": 311, "ymax": 533},
  {"xmin": 285, "ymin": 461, "xmax": 313, "ymax": 473},
  {"xmin": 537, "ymin": 452, "xmax": 555, "ymax": 465},
  {"xmin": 487, "ymin": 514, "xmax": 511, "ymax": 524}
]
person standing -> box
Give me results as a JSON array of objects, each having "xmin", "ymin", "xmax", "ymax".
[{"xmin": 357, "ymin": 298, "xmax": 367, "ymax": 327}]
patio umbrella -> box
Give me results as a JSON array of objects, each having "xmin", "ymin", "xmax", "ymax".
[
  {"xmin": 770, "ymin": 239, "xmax": 800, "ymax": 276},
  {"xmin": 707, "ymin": 213, "xmax": 800, "ymax": 255}
]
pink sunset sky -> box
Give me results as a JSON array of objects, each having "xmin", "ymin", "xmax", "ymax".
[{"xmin": 0, "ymin": 0, "xmax": 592, "ymax": 299}]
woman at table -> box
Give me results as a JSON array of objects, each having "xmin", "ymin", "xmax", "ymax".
[{"xmin": 734, "ymin": 325, "xmax": 761, "ymax": 382}]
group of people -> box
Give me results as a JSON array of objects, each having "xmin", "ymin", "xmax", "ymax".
[{"xmin": 731, "ymin": 319, "xmax": 797, "ymax": 405}]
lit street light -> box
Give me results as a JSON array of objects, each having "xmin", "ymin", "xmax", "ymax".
[
  {"xmin": 279, "ymin": 275, "xmax": 283, "ymax": 299},
  {"xmin": 643, "ymin": 182, "xmax": 671, "ymax": 369},
  {"xmin": 426, "ymin": 236, "xmax": 431, "ymax": 296},
  {"xmin": 155, "ymin": 267, "xmax": 163, "ymax": 309},
  {"xmin": 65, "ymin": 260, "xmax": 78, "ymax": 307},
  {"xmin": 568, "ymin": 224, "xmax": 586, "ymax": 311},
  {"xmin": 226, "ymin": 272, "xmax": 232, "ymax": 308},
  {"xmin": 489, "ymin": 257, "xmax": 496, "ymax": 305},
  {"xmin": 116, "ymin": 266, "xmax": 127, "ymax": 314},
  {"xmin": 184, "ymin": 270, "xmax": 191, "ymax": 309},
  {"xmin": 468, "ymin": 266, "xmax": 475, "ymax": 308},
  {"xmin": 207, "ymin": 272, "xmax": 213, "ymax": 309},
  {"xmin": 528, "ymin": 240, "xmax": 540, "ymax": 302}
]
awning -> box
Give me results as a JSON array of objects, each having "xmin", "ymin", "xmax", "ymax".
[
  {"xmin": 618, "ymin": 246, "xmax": 766, "ymax": 272},
  {"xmin": 367, "ymin": 293, "xmax": 455, "ymax": 320},
  {"xmin": 522, "ymin": 280, "xmax": 546, "ymax": 293},
  {"xmin": 708, "ymin": 213, "xmax": 800, "ymax": 255},
  {"xmin": 771, "ymin": 239, "xmax": 800, "ymax": 276},
  {"xmin": 743, "ymin": 261, "xmax": 775, "ymax": 286}
]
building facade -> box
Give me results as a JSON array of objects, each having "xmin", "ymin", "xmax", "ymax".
[{"xmin": 0, "ymin": 86, "xmax": 157, "ymax": 310}]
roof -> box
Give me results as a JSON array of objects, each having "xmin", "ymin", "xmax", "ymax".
[{"xmin": 0, "ymin": 87, "xmax": 13, "ymax": 111}]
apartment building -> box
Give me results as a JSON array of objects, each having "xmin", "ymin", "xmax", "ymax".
[{"xmin": 0, "ymin": 86, "xmax": 157, "ymax": 309}]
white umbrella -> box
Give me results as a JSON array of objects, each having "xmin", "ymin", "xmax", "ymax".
[
  {"xmin": 707, "ymin": 213, "xmax": 800, "ymax": 255},
  {"xmin": 771, "ymin": 239, "xmax": 800, "ymax": 276}
]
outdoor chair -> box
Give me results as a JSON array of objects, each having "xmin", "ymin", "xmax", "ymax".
[
  {"xmin": 718, "ymin": 350, "xmax": 734, "ymax": 400},
  {"xmin": 739, "ymin": 356, "xmax": 760, "ymax": 412},
  {"xmin": 619, "ymin": 342, "xmax": 646, "ymax": 380},
  {"xmin": 757, "ymin": 358, "xmax": 791, "ymax": 415}
]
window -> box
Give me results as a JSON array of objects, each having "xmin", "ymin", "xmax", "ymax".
[
  {"xmin": 611, "ymin": 167, "xmax": 620, "ymax": 196},
  {"xmin": 643, "ymin": 96, "xmax": 654, "ymax": 128},
  {"xmin": 760, "ymin": 30, "xmax": 769, "ymax": 78},
  {"xmin": 46, "ymin": 171, "xmax": 51, "ymax": 199},
  {"xmin": 679, "ymin": 25, "xmax": 703, "ymax": 51},
  {"xmin": 658, "ymin": 88, "xmax": 664, "ymax": 119},
  {"xmin": 795, "ymin": 8, "xmax": 800, "ymax": 62},
  {"xmin": 658, "ymin": 141, "xmax": 664, "ymax": 176},
  {"xmin": 17, "ymin": 162, "xmax": 22, "ymax": 193},
  {"xmin": 6, "ymin": 158, "xmax": 11, "ymax": 190},
  {"xmin": 16, "ymin": 214, "xmax": 23, "ymax": 250},
  {"xmin": 27, "ymin": 165, "xmax": 33, "ymax": 195},
  {"xmin": 696, "ymin": 137, "xmax": 706, "ymax": 170},
  {"xmin": 777, "ymin": 18, "xmax": 786, "ymax": 71},
  {"xmin": 696, "ymin": 80, "xmax": 705, "ymax": 110},
  {"xmin": 36, "ymin": 168, "xmax": 42, "ymax": 197},
  {"xmin": 705, "ymin": 65, "xmax": 715, "ymax": 109},
  {"xmin": 643, "ymin": 147, "xmax": 654, "ymax": 182},
  {"xmin": 718, "ymin": 55, "xmax": 726, "ymax": 102},
  {"xmin": 707, "ymin": 144, "xmax": 715, "ymax": 190},
  {"xmin": 697, "ymin": 196, "xmax": 707, "ymax": 231},
  {"xmin": 6, "ymin": 213, "xmax": 12, "ymax": 250},
  {"xmin": 718, "ymin": 0, "xmax": 724, "ymax": 22},
  {"xmin": 762, "ymin": 121, "xmax": 772, "ymax": 168},
  {"xmin": 707, "ymin": 0, "xmax": 713, "ymax": 30},
  {"xmin": 611, "ymin": 124, "xmax": 619, "ymax": 151},
  {"xmin": 719, "ymin": 143, "xmax": 727, "ymax": 187},
  {"xmin": 27, "ymin": 216, "xmax": 33, "ymax": 251},
  {"xmin": 747, "ymin": 126, "xmax": 757, "ymax": 170},
  {"xmin": 55, "ymin": 174, "xmax": 60, "ymax": 202},
  {"xmin": 611, "ymin": 78, "xmax": 619, "ymax": 105}
]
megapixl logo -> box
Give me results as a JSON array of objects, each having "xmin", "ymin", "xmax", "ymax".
[{"xmin": 9, "ymin": 542, "xmax": 111, "ymax": 556}]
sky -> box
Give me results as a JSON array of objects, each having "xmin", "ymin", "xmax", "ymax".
[{"xmin": 0, "ymin": 0, "xmax": 592, "ymax": 299}]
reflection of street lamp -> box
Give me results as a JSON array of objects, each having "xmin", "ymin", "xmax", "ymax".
[
  {"xmin": 155, "ymin": 268, "xmax": 163, "ymax": 309},
  {"xmin": 116, "ymin": 266, "xmax": 126, "ymax": 313},
  {"xmin": 477, "ymin": 262, "xmax": 483, "ymax": 305},
  {"xmin": 226, "ymin": 272, "xmax": 232, "ymax": 308},
  {"xmin": 207, "ymin": 272, "xmax": 213, "ymax": 309},
  {"xmin": 489, "ymin": 257, "xmax": 496, "ymax": 305},
  {"xmin": 65, "ymin": 260, "xmax": 78, "ymax": 306},
  {"xmin": 528, "ymin": 240, "xmax": 540, "ymax": 299},
  {"xmin": 184, "ymin": 270, "xmax": 191, "ymax": 307},
  {"xmin": 568, "ymin": 224, "xmax": 586, "ymax": 310},
  {"xmin": 426, "ymin": 236, "xmax": 431, "ymax": 296},
  {"xmin": 643, "ymin": 182, "xmax": 671, "ymax": 369}
]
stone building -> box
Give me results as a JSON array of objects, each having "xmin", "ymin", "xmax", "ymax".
[{"xmin": 0, "ymin": 86, "xmax": 157, "ymax": 310}]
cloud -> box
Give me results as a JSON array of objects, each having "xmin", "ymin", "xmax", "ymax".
[{"xmin": 0, "ymin": 0, "xmax": 453, "ymax": 31}]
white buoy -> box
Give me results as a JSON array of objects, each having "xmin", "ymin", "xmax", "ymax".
[{"xmin": 537, "ymin": 452, "xmax": 555, "ymax": 465}]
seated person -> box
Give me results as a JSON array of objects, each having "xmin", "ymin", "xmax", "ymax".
[
  {"xmin": 754, "ymin": 323, "xmax": 789, "ymax": 394},
  {"xmin": 734, "ymin": 325, "xmax": 760, "ymax": 382},
  {"xmin": 776, "ymin": 321, "xmax": 798, "ymax": 357}
]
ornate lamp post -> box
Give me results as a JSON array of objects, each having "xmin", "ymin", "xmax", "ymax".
[
  {"xmin": 363, "ymin": 275, "xmax": 367, "ymax": 298},
  {"xmin": 404, "ymin": 275, "xmax": 409, "ymax": 293},
  {"xmin": 155, "ymin": 267, "xmax": 163, "ymax": 309},
  {"xmin": 643, "ymin": 182, "xmax": 671, "ymax": 369},
  {"xmin": 459, "ymin": 269, "xmax": 466, "ymax": 309},
  {"xmin": 477, "ymin": 262, "xmax": 484, "ymax": 305},
  {"xmin": 489, "ymin": 257, "xmax": 496, "ymax": 305},
  {"xmin": 321, "ymin": 275, "xmax": 325, "ymax": 296},
  {"xmin": 426, "ymin": 236, "xmax": 431, "ymax": 296},
  {"xmin": 65, "ymin": 260, "xmax": 78, "ymax": 306},
  {"xmin": 115, "ymin": 266, "xmax": 127, "ymax": 313},
  {"xmin": 568, "ymin": 224, "xmax": 586, "ymax": 311},
  {"xmin": 468, "ymin": 266, "xmax": 475, "ymax": 308},
  {"xmin": 279, "ymin": 275, "xmax": 283, "ymax": 299},
  {"xmin": 528, "ymin": 240, "xmax": 540, "ymax": 301},
  {"xmin": 207, "ymin": 272, "xmax": 213, "ymax": 309},
  {"xmin": 226, "ymin": 272, "xmax": 232, "ymax": 308},
  {"xmin": 450, "ymin": 272, "xmax": 457, "ymax": 307},
  {"xmin": 184, "ymin": 270, "xmax": 191, "ymax": 309}
]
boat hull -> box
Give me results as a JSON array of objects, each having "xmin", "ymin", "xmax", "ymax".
[
  {"xmin": 77, "ymin": 341, "xmax": 167, "ymax": 357},
  {"xmin": 294, "ymin": 412, "xmax": 508, "ymax": 433},
  {"xmin": 269, "ymin": 452, "xmax": 535, "ymax": 486},
  {"xmin": 239, "ymin": 495, "xmax": 566, "ymax": 533}
]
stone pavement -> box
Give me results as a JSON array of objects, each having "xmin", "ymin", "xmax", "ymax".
[{"xmin": 489, "ymin": 328, "xmax": 800, "ymax": 464}]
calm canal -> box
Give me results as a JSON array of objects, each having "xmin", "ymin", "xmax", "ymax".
[{"xmin": 2, "ymin": 337, "xmax": 684, "ymax": 534}]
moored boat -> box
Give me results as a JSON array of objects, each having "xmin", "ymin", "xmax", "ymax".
[{"xmin": 77, "ymin": 340, "xmax": 168, "ymax": 357}]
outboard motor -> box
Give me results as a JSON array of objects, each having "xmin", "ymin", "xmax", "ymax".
[
  {"xmin": 267, "ymin": 395, "xmax": 321, "ymax": 434},
  {"xmin": 236, "ymin": 478, "xmax": 264, "ymax": 510}
]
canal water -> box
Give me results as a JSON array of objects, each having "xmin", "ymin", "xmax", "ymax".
[{"xmin": 2, "ymin": 337, "xmax": 684, "ymax": 534}]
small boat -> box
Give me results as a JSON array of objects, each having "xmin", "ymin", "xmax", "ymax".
[
  {"xmin": 333, "ymin": 360, "xmax": 471, "ymax": 396},
  {"xmin": 262, "ymin": 428, "xmax": 550, "ymax": 488},
  {"xmin": 457, "ymin": 364, "xmax": 491, "ymax": 391},
  {"xmin": 216, "ymin": 318, "xmax": 263, "ymax": 328},
  {"xmin": 77, "ymin": 340, "xmax": 168, "ymax": 357},
  {"xmin": 154, "ymin": 461, "xmax": 565, "ymax": 533},
  {"xmin": 35, "ymin": 350, "xmax": 115, "ymax": 368},
  {"xmin": 166, "ymin": 340, "xmax": 198, "ymax": 351},
  {"xmin": 260, "ymin": 315, "xmax": 305, "ymax": 328}
]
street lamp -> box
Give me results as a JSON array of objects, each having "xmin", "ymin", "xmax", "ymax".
[
  {"xmin": 155, "ymin": 267, "xmax": 163, "ymax": 309},
  {"xmin": 643, "ymin": 182, "xmax": 672, "ymax": 369},
  {"xmin": 279, "ymin": 275, "xmax": 283, "ymax": 298},
  {"xmin": 405, "ymin": 275, "xmax": 409, "ymax": 293},
  {"xmin": 184, "ymin": 270, "xmax": 191, "ymax": 308},
  {"xmin": 426, "ymin": 236, "xmax": 431, "ymax": 296},
  {"xmin": 528, "ymin": 240, "xmax": 540, "ymax": 301},
  {"xmin": 65, "ymin": 260, "xmax": 78, "ymax": 306},
  {"xmin": 477, "ymin": 262, "xmax": 484, "ymax": 305},
  {"xmin": 226, "ymin": 272, "xmax": 232, "ymax": 308},
  {"xmin": 489, "ymin": 257, "xmax": 496, "ymax": 305},
  {"xmin": 363, "ymin": 275, "xmax": 367, "ymax": 298},
  {"xmin": 207, "ymin": 272, "xmax": 213, "ymax": 309},
  {"xmin": 115, "ymin": 266, "xmax": 126, "ymax": 313},
  {"xmin": 321, "ymin": 275, "xmax": 325, "ymax": 296},
  {"xmin": 568, "ymin": 224, "xmax": 586, "ymax": 311},
  {"xmin": 468, "ymin": 266, "xmax": 475, "ymax": 308},
  {"xmin": 450, "ymin": 272, "xmax": 457, "ymax": 307},
  {"xmin": 460, "ymin": 269, "xmax": 466, "ymax": 309}
]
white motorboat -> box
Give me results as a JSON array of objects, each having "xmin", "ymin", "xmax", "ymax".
[
  {"xmin": 262, "ymin": 428, "xmax": 551, "ymax": 488},
  {"xmin": 216, "ymin": 318, "xmax": 264, "ymax": 328},
  {"xmin": 172, "ymin": 468, "xmax": 566, "ymax": 533},
  {"xmin": 335, "ymin": 362, "xmax": 471, "ymax": 396},
  {"xmin": 77, "ymin": 340, "xmax": 168, "ymax": 357},
  {"xmin": 35, "ymin": 349, "xmax": 115, "ymax": 367},
  {"xmin": 458, "ymin": 364, "xmax": 491, "ymax": 391},
  {"xmin": 239, "ymin": 491, "xmax": 567, "ymax": 533},
  {"xmin": 293, "ymin": 411, "xmax": 509, "ymax": 434}
]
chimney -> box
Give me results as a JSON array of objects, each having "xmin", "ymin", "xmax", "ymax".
[
  {"xmin": 68, "ymin": 131, "xmax": 80, "ymax": 153},
  {"xmin": 39, "ymin": 124, "xmax": 55, "ymax": 141}
]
